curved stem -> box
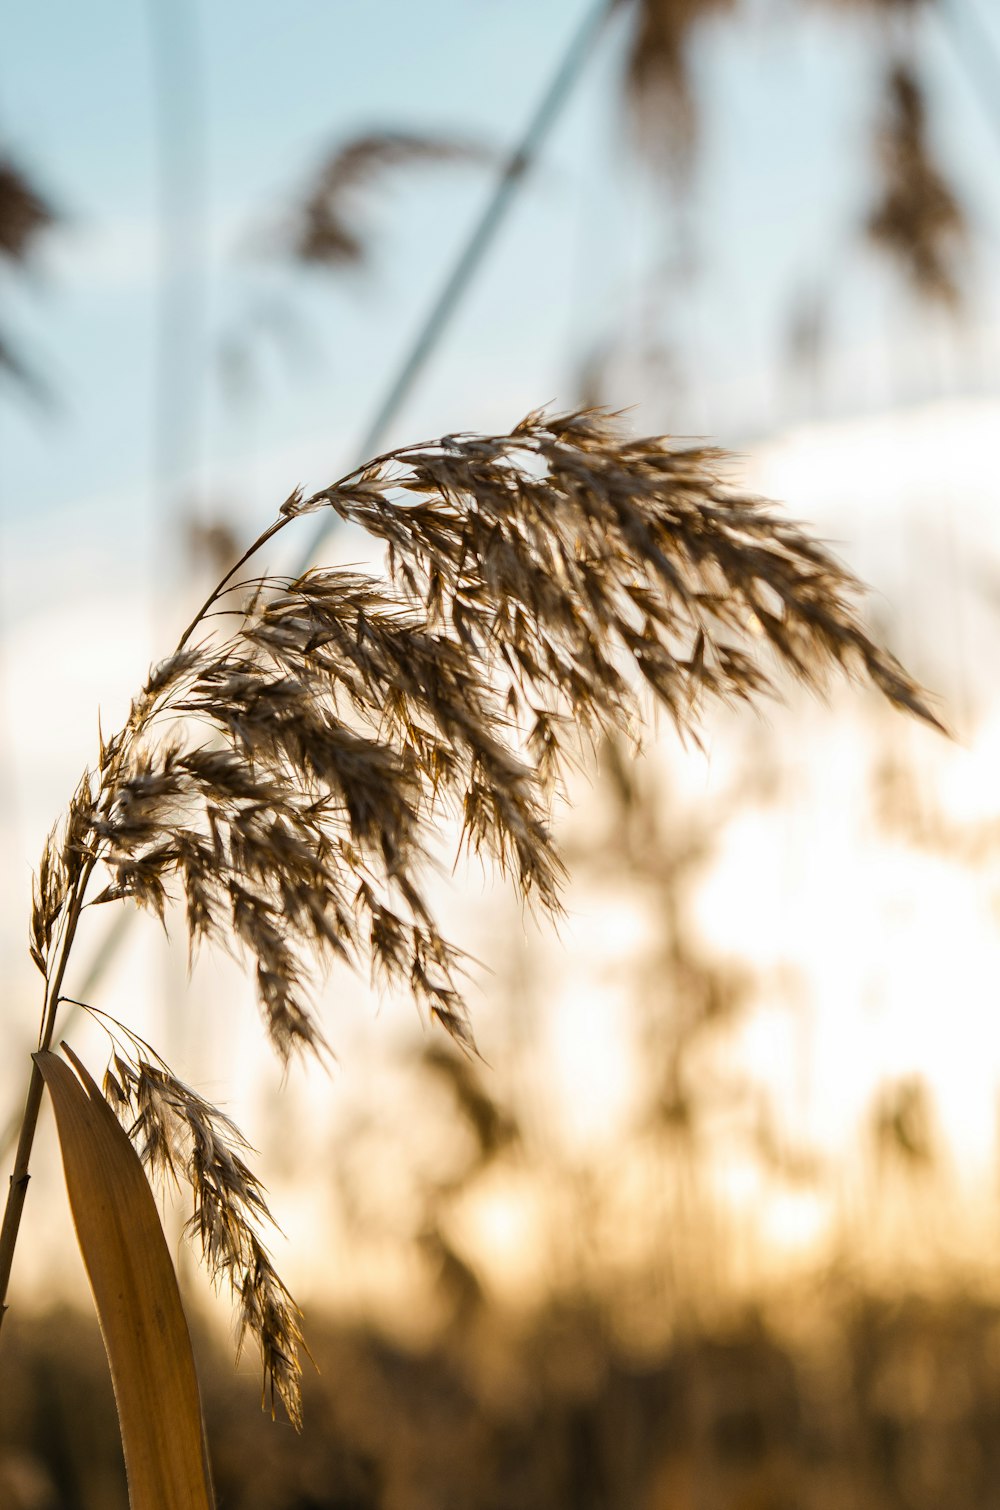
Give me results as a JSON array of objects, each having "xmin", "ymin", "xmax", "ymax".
[
  {"xmin": 0, "ymin": 4, "xmax": 623, "ymax": 1168},
  {"xmin": 0, "ymin": 1065, "xmax": 46, "ymax": 1329},
  {"xmin": 0, "ymin": 855, "xmax": 97, "ymax": 1334},
  {"xmin": 0, "ymin": 1, "xmax": 626, "ymax": 1335},
  {"xmin": 0, "ymin": 410, "xmax": 447, "ymax": 1327},
  {"xmin": 174, "ymin": 515, "xmax": 291, "ymax": 654},
  {"xmin": 172, "ymin": 432, "xmax": 446, "ymax": 654}
]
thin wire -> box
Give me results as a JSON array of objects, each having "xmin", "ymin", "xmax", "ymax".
[
  {"xmin": 292, "ymin": 0, "xmax": 617, "ymax": 578},
  {"xmin": 936, "ymin": 0, "xmax": 1000, "ymax": 152},
  {"xmin": 0, "ymin": 0, "xmax": 622, "ymax": 1170}
]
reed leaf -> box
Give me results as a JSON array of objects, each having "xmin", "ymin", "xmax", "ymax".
[{"xmin": 36, "ymin": 1046, "xmax": 215, "ymax": 1510}]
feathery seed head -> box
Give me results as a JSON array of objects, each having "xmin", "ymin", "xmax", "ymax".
[{"xmin": 35, "ymin": 407, "xmax": 940, "ymax": 1423}]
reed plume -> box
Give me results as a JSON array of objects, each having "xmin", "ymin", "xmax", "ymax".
[
  {"xmin": 4, "ymin": 406, "xmax": 939, "ymax": 1426},
  {"xmin": 0, "ymin": 156, "xmax": 54, "ymax": 262},
  {"xmin": 276, "ymin": 130, "xmax": 492, "ymax": 272},
  {"xmin": 867, "ymin": 62, "xmax": 966, "ymax": 306},
  {"xmin": 0, "ymin": 152, "xmax": 57, "ymax": 396},
  {"xmin": 624, "ymin": 0, "xmax": 737, "ymax": 159}
]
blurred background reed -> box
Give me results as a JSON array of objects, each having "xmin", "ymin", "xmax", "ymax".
[{"xmin": 4, "ymin": 0, "xmax": 1000, "ymax": 1504}]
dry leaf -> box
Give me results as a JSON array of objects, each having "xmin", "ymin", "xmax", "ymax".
[{"xmin": 36, "ymin": 1045, "xmax": 215, "ymax": 1510}]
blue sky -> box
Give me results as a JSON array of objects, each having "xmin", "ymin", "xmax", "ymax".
[{"xmin": 2, "ymin": 0, "xmax": 1000, "ymax": 611}]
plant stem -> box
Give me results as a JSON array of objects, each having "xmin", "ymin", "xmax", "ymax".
[
  {"xmin": 0, "ymin": 856, "xmax": 96, "ymax": 1334},
  {"xmin": 0, "ymin": 436, "xmax": 382, "ymax": 1324},
  {"xmin": 0, "ymin": 4, "xmax": 622, "ymax": 1169},
  {"xmin": 174, "ymin": 515, "xmax": 291, "ymax": 654},
  {"xmin": 0, "ymin": 1064, "xmax": 46, "ymax": 1328}
]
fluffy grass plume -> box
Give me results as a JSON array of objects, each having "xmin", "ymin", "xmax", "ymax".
[
  {"xmin": 0, "ymin": 153, "xmax": 57, "ymax": 395},
  {"xmin": 868, "ymin": 63, "xmax": 967, "ymax": 306},
  {"xmin": 14, "ymin": 407, "xmax": 939, "ymax": 1424}
]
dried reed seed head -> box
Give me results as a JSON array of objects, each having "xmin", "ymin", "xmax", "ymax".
[
  {"xmin": 98, "ymin": 1031, "xmax": 305, "ymax": 1426},
  {"xmin": 0, "ymin": 156, "xmax": 57, "ymax": 401},
  {"xmin": 267, "ymin": 131, "xmax": 491, "ymax": 272},
  {"xmin": 0, "ymin": 156, "xmax": 55, "ymax": 264},
  {"xmin": 36, "ymin": 405, "xmax": 939, "ymax": 1423},
  {"xmin": 310, "ymin": 409, "xmax": 939, "ymax": 726},
  {"xmin": 867, "ymin": 63, "xmax": 966, "ymax": 306},
  {"xmin": 238, "ymin": 1235, "xmax": 306, "ymax": 1428},
  {"xmin": 623, "ymin": 0, "xmax": 738, "ymax": 161},
  {"xmin": 46, "ymin": 407, "xmax": 939, "ymax": 1074}
]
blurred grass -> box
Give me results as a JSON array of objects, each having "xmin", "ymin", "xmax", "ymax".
[{"xmin": 7, "ymin": 1279, "xmax": 1000, "ymax": 1509}]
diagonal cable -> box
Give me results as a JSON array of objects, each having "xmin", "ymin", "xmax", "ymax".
[
  {"xmin": 936, "ymin": 0, "xmax": 1000, "ymax": 153},
  {"xmin": 0, "ymin": 0, "xmax": 619, "ymax": 1167}
]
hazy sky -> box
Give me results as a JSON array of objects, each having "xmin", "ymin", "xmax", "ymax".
[{"xmin": 4, "ymin": 0, "xmax": 1000, "ymax": 603}]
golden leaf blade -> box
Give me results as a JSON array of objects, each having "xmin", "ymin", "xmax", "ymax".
[{"xmin": 36, "ymin": 1045, "xmax": 215, "ymax": 1510}]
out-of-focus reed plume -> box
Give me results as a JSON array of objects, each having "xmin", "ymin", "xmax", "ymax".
[
  {"xmin": 277, "ymin": 131, "xmax": 492, "ymax": 273},
  {"xmin": 0, "ymin": 157, "xmax": 53, "ymax": 262},
  {"xmin": 5, "ymin": 407, "xmax": 940, "ymax": 1425},
  {"xmin": 220, "ymin": 131, "xmax": 491, "ymax": 404},
  {"xmin": 0, "ymin": 154, "xmax": 57, "ymax": 397},
  {"xmin": 867, "ymin": 62, "xmax": 967, "ymax": 306},
  {"xmin": 622, "ymin": 0, "xmax": 737, "ymax": 162}
]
